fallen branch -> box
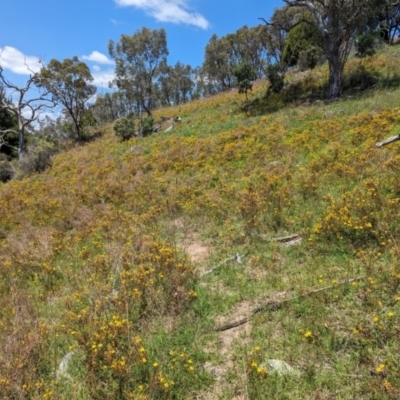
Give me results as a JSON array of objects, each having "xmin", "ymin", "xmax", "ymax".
[
  {"xmin": 200, "ymin": 253, "xmax": 246, "ymax": 278},
  {"xmin": 260, "ymin": 233, "xmax": 301, "ymax": 246},
  {"xmin": 214, "ymin": 276, "xmax": 365, "ymax": 331},
  {"xmin": 376, "ymin": 134, "xmax": 400, "ymax": 148},
  {"xmin": 271, "ymin": 234, "xmax": 301, "ymax": 243}
]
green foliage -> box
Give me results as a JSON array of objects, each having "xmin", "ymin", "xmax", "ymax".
[
  {"xmin": 233, "ymin": 61, "xmax": 257, "ymax": 99},
  {"xmin": 283, "ymin": 21, "xmax": 324, "ymax": 70},
  {"xmin": 37, "ymin": 57, "xmax": 96, "ymax": 140},
  {"xmin": 0, "ymin": 85, "xmax": 18, "ymax": 159},
  {"xmin": 355, "ymin": 31, "xmax": 381, "ymax": 58},
  {"xmin": 266, "ymin": 63, "xmax": 285, "ymax": 93},
  {"xmin": 113, "ymin": 117, "xmax": 136, "ymax": 141},
  {"xmin": 203, "ymin": 34, "xmax": 235, "ymax": 91},
  {"xmin": 18, "ymin": 139, "xmax": 58, "ymax": 176},
  {"xmin": 203, "ymin": 25, "xmax": 269, "ymax": 95},
  {"xmin": 158, "ymin": 62, "xmax": 194, "ymax": 106},
  {"xmin": 91, "ymin": 92, "xmax": 127, "ymax": 124},
  {"xmin": 297, "ymin": 46, "xmax": 324, "ymax": 71},
  {"xmin": 284, "ymin": 0, "xmax": 376, "ymax": 98},
  {"xmin": 140, "ymin": 115, "xmax": 154, "ymax": 136},
  {"xmin": 0, "ymin": 153, "xmax": 14, "ymax": 182},
  {"xmin": 109, "ymin": 27, "xmax": 168, "ymax": 116},
  {"xmin": 0, "ymin": 68, "xmax": 51, "ymax": 158}
]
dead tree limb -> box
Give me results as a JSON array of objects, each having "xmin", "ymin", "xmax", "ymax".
[
  {"xmin": 0, "ymin": 63, "xmax": 54, "ymax": 158},
  {"xmin": 376, "ymin": 134, "xmax": 400, "ymax": 148},
  {"xmin": 200, "ymin": 253, "xmax": 246, "ymax": 278},
  {"xmin": 214, "ymin": 276, "xmax": 365, "ymax": 331}
]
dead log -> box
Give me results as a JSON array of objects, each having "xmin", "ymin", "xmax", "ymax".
[
  {"xmin": 259, "ymin": 233, "xmax": 302, "ymax": 246},
  {"xmin": 200, "ymin": 253, "xmax": 246, "ymax": 278},
  {"xmin": 214, "ymin": 276, "xmax": 365, "ymax": 331},
  {"xmin": 376, "ymin": 134, "xmax": 400, "ymax": 148}
]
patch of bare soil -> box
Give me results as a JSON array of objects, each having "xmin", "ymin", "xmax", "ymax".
[
  {"xmin": 171, "ymin": 218, "xmax": 211, "ymax": 266},
  {"xmin": 198, "ymin": 301, "xmax": 253, "ymax": 400},
  {"xmin": 184, "ymin": 238, "xmax": 210, "ymax": 264}
]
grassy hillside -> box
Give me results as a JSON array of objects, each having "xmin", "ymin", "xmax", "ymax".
[{"xmin": 1, "ymin": 46, "xmax": 400, "ymax": 399}]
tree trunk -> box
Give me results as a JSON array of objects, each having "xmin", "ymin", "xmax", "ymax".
[
  {"xmin": 326, "ymin": 39, "xmax": 343, "ymax": 99},
  {"xmin": 328, "ymin": 56, "xmax": 343, "ymax": 99},
  {"xmin": 17, "ymin": 115, "xmax": 25, "ymax": 159}
]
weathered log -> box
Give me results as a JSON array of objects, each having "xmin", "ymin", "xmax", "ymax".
[
  {"xmin": 376, "ymin": 134, "xmax": 400, "ymax": 148},
  {"xmin": 200, "ymin": 253, "xmax": 246, "ymax": 278},
  {"xmin": 164, "ymin": 124, "xmax": 174, "ymax": 133},
  {"xmin": 214, "ymin": 276, "xmax": 365, "ymax": 331},
  {"xmin": 152, "ymin": 124, "xmax": 161, "ymax": 132}
]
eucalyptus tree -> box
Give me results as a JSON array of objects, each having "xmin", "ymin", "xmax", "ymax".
[
  {"xmin": 158, "ymin": 63, "xmax": 173, "ymax": 106},
  {"xmin": 203, "ymin": 34, "xmax": 235, "ymax": 91},
  {"xmin": 233, "ymin": 61, "xmax": 257, "ymax": 100},
  {"xmin": 108, "ymin": 27, "xmax": 169, "ymax": 117},
  {"xmin": 283, "ymin": 0, "xmax": 376, "ymax": 98},
  {"xmin": 257, "ymin": 6, "xmax": 304, "ymax": 93},
  {"xmin": 172, "ymin": 62, "xmax": 194, "ymax": 104},
  {"xmin": 231, "ymin": 25, "xmax": 268, "ymax": 78},
  {"xmin": 158, "ymin": 62, "xmax": 194, "ymax": 107},
  {"xmin": 204, "ymin": 28, "xmax": 269, "ymax": 92},
  {"xmin": 191, "ymin": 66, "xmax": 217, "ymax": 98},
  {"xmin": 0, "ymin": 65, "xmax": 54, "ymax": 158},
  {"xmin": 91, "ymin": 92, "xmax": 127, "ymax": 124},
  {"xmin": 37, "ymin": 56, "xmax": 96, "ymax": 140}
]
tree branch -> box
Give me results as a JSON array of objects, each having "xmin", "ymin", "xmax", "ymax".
[
  {"xmin": 376, "ymin": 134, "xmax": 400, "ymax": 147},
  {"xmin": 214, "ymin": 276, "xmax": 365, "ymax": 331}
]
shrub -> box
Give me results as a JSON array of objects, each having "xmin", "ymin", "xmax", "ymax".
[
  {"xmin": 141, "ymin": 115, "xmax": 154, "ymax": 136},
  {"xmin": 18, "ymin": 140, "xmax": 57, "ymax": 176},
  {"xmin": 0, "ymin": 153, "xmax": 14, "ymax": 182},
  {"xmin": 113, "ymin": 117, "xmax": 136, "ymax": 141},
  {"xmin": 266, "ymin": 64, "xmax": 285, "ymax": 93},
  {"xmin": 298, "ymin": 46, "xmax": 325, "ymax": 71},
  {"xmin": 355, "ymin": 31, "xmax": 381, "ymax": 58},
  {"xmin": 233, "ymin": 61, "xmax": 257, "ymax": 100}
]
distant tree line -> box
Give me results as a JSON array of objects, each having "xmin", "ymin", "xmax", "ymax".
[{"xmin": 92, "ymin": 0, "xmax": 400, "ymax": 121}]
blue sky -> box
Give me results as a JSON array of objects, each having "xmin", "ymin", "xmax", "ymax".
[{"xmin": 1, "ymin": 0, "xmax": 283, "ymax": 92}]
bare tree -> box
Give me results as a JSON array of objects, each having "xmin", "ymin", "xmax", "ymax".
[
  {"xmin": 283, "ymin": 0, "xmax": 375, "ymax": 99},
  {"xmin": 0, "ymin": 64, "xmax": 54, "ymax": 158}
]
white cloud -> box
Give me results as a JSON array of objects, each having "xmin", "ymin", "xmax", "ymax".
[
  {"xmin": 91, "ymin": 69, "xmax": 115, "ymax": 88},
  {"xmin": 82, "ymin": 51, "xmax": 114, "ymax": 65},
  {"xmin": 0, "ymin": 46, "xmax": 42, "ymax": 75},
  {"xmin": 114, "ymin": 0, "xmax": 209, "ymax": 29}
]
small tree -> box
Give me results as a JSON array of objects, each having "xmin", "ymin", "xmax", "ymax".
[
  {"xmin": 113, "ymin": 117, "xmax": 136, "ymax": 141},
  {"xmin": 355, "ymin": 30, "xmax": 381, "ymax": 58},
  {"xmin": 266, "ymin": 63, "xmax": 285, "ymax": 93},
  {"xmin": 37, "ymin": 57, "xmax": 96, "ymax": 140},
  {"xmin": 283, "ymin": 18, "xmax": 324, "ymax": 70},
  {"xmin": 233, "ymin": 61, "xmax": 257, "ymax": 100},
  {"xmin": 140, "ymin": 115, "xmax": 154, "ymax": 136},
  {"xmin": 0, "ymin": 65, "xmax": 54, "ymax": 159}
]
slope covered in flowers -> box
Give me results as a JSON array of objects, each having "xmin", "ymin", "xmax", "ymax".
[{"xmin": 1, "ymin": 47, "xmax": 400, "ymax": 399}]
